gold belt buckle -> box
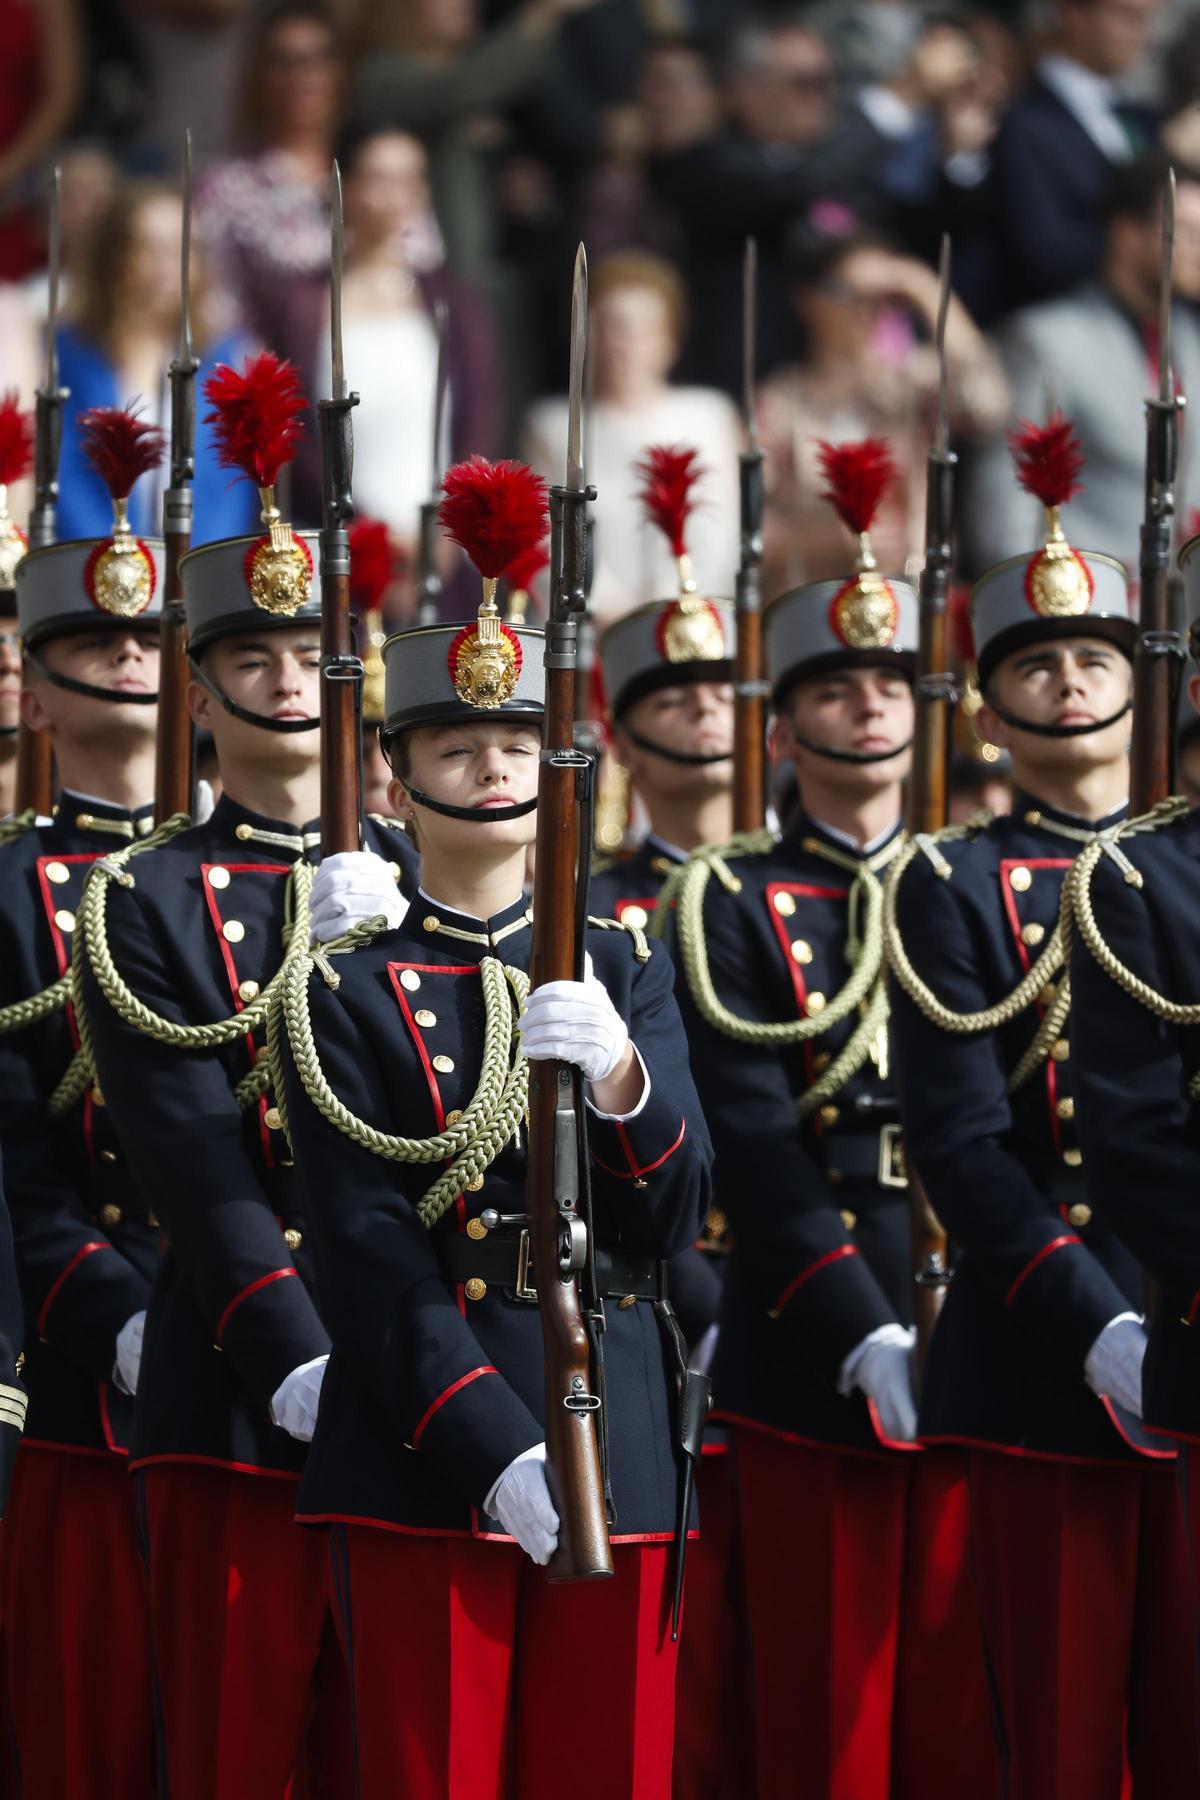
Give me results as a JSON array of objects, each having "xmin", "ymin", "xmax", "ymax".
[
  {"xmin": 514, "ymin": 1229, "xmax": 538, "ymax": 1303},
  {"xmin": 878, "ymin": 1123, "xmax": 909, "ymax": 1190}
]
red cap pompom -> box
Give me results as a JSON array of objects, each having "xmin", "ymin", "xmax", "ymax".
[
  {"xmin": 505, "ymin": 540, "xmax": 550, "ymax": 594},
  {"xmin": 816, "ymin": 437, "xmax": 896, "ymax": 537},
  {"xmin": 1007, "ymin": 413, "xmax": 1085, "ymax": 510},
  {"xmin": 439, "ymin": 456, "xmax": 549, "ymax": 581},
  {"xmin": 79, "ymin": 406, "xmax": 165, "ymax": 501},
  {"xmin": 0, "ymin": 392, "xmax": 33, "ymax": 490},
  {"xmin": 635, "ymin": 445, "xmax": 706, "ymax": 558},
  {"xmin": 203, "ymin": 352, "xmax": 307, "ymax": 489},
  {"xmin": 349, "ymin": 518, "xmax": 392, "ymax": 611}
]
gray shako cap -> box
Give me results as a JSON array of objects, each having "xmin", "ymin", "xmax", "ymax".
[
  {"xmin": 17, "ymin": 536, "xmax": 166, "ymax": 650},
  {"xmin": 765, "ymin": 574, "xmax": 918, "ymax": 707},
  {"xmin": 598, "ymin": 597, "xmax": 735, "ymax": 718},
  {"xmin": 971, "ymin": 548, "xmax": 1133, "ymax": 690},
  {"xmin": 381, "ymin": 620, "xmax": 546, "ymax": 746},
  {"xmin": 179, "ymin": 530, "xmax": 322, "ymax": 655}
]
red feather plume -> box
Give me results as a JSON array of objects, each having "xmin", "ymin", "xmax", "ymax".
[
  {"xmin": 438, "ymin": 456, "xmax": 549, "ymax": 581},
  {"xmin": 505, "ymin": 539, "xmax": 550, "ymax": 594},
  {"xmin": 349, "ymin": 518, "xmax": 392, "ymax": 610},
  {"xmin": 203, "ymin": 352, "xmax": 307, "ymax": 488},
  {"xmin": 0, "ymin": 392, "xmax": 33, "ymax": 489},
  {"xmin": 635, "ymin": 445, "xmax": 706, "ymax": 557},
  {"xmin": 79, "ymin": 406, "xmax": 166, "ymax": 500},
  {"xmin": 816, "ymin": 437, "xmax": 896, "ymax": 536},
  {"xmin": 1007, "ymin": 413, "xmax": 1085, "ymax": 510}
]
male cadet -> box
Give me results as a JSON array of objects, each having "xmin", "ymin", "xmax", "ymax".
[
  {"xmin": 272, "ymin": 507, "xmax": 712, "ymax": 1799},
  {"xmin": 0, "ymin": 406, "xmax": 164, "ymax": 1799},
  {"xmin": 1070, "ymin": 527, "xmax": 1200, "ymax": 1649},
  {"xmin": 667, "ymin": 440, "xmax": 921, "ymax": 1800},
  {"xmin": 0, "ymin": 395, "xmax": 33, "ymax": 816},
  {"xmin": 79, "ymin": 357, "xmax": 415, "ymax": 1800},
  {"xmin": 887, "ymin": 415, "xmax": 1198, "ymax": 1799}
]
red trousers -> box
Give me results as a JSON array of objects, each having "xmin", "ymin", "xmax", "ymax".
[
  {"xmin": 138, "ymin": 1463, "xmax": 353, "ymax": 1800},
  {"xmin": 892, "ymin": 1448, "xmax": 997, "ymax": 1799},
  {"xmin": 672, "ymin": 1448, "xmax": 754, "ymax": 1800},
  {"xmin": 329, "ymin": 1525, "xmax": 678, "ymax": 1800},
  {"xmin": 0, "ymin": 1444, "xmax": 155, "ymax": 1800},
  {"xmin": 968, "ymin": 1449, "xmax": 1199, "ymax": 1800},
  {"xmin": 732, "ymin": 1425, "xmax": 910, "ymax": 1800}
]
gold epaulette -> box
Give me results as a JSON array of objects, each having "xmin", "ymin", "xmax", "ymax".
[
  {"xmin": 0, "ymin": 809, "xmax": 40, "ymax": 848},
  {"xmin": 586, "ymin": 913, "xmax": 651, "ymax": 963}
]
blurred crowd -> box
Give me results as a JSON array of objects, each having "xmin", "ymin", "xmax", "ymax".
[{"xmin": 1, "ymin": 0, "xmax": 1199, "ymax": 627}]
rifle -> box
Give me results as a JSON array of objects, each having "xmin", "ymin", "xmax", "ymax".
[
  {"xmin": 154, "ymin": 131, "xmax": 199, "ymax": 825},
  {"xmin": 414, "ymin": 302, "xmax": 448, "ymax": 628},
  {"xmin": 906, "ymin": 236, "xmax": 957, "ymax": 1368},
  {"xmin": 527, "ymin": 244, "xmax": 613, "ymax": 1582},
  {"xmin": 318, "ymin": 162, "xmax": 362, "ymax": 857},
  {"xmin": 19, "ymin": 165, "xmax": 65, "ymax": 814},
  {"xmin": 733, "ymin": 238, "xmax": 767, "ymax": 833},
  {"xmin": 1130, "ymin": 169, "xmax": 1185, "ymax": 815}
]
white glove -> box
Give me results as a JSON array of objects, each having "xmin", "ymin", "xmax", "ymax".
[
  {"xmin": 1084, "ymin": 1313, "xmax": 1146, "ymax": 1418},
  {"xmin": 484, "ymin": 1443, "xmax": 560, "ymax": 1565},
  {"xmin": 309, "ymin": 850, "xmax": 407, "ymax": 943},
  {"xmin": 519, "ymin": 963, "xmax": 629, "ymax": 1084},
  {"xmin": 269, "ymin": 1354, "xmax": 329, "ymax": 1442},
  {"xmin": 112, "ymin": 1310, "xmax": 146, "ymax": 1397},
  {"xmin": 839, "ymin": 1322, "xmax": 917, "ymax": 1442}
]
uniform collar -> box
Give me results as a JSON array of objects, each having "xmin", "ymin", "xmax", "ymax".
[
  {"xmin": 55, "ymin": 788, "xmax": 156, "ymax": 842},
  {"xmin": 1012, "ymin": 789, "xmax": 1128, "ymax": 843},
  {"xmin": 408, "ymin": 888, "xmax": 532, "ymax": 955},
  {"xmin": 644, "ymin": 832, "xmax": 686, "ymax": 867},
  {"xmin": 786, "ymin": 810, "xmax": 904, "ymax": 862},
  {"xmin": 210, "ymin": 792, "xmax": 323, "ymax": 860}
]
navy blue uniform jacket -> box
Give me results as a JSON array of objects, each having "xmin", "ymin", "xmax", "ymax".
[{"xmin": 279, "ymin": 891, "xmax": 712, "ymax": 1539}]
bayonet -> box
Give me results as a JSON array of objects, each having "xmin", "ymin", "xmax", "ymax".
[
  {"xmin": 733, "ymin": 236, "xmax": 767, "ymax": 832},
  {"xmin": 44, "ymin": 165, "xmax": 60, "ymax": 394},
  {"xmin": 431, "ymin": 299, "xmax": 448, "ymax": 493},
  {"xmin": 934, "ymin": 233, "xmax": 951, "ymax": 460},
  {"xmin": 331, "ymin": 161, "xmax": 346, "ymax": 404},
  {"xmin": 179, "ymin": 130, "xmax": 192, "ymax": 367},
  {"xmin": 742, "ymin": 237, "xmax": 758, "ymax": 456},
  {"xmin": 416, "ymin": 302, "xmax": 449, "ymax": 627},
  {"xmin": 566, "ymin": 243, "xmax": 587, "ymax": 492},
  {"xmin": 30, "ymin": 165, "xmax": 67, "ymax": 552},
  {"xmin": 1160, "ymin": 166, "xmax": 1175, "ymax": 405}
]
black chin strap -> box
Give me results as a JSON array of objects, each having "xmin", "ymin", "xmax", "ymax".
[
  {"xmin": 982, "ymin": 697, "xmax": 1132, "ymax": 740},
  {"xmin": 622, "ymin": 727, "xmax": 733, "ymax": 768},
  {"xmin": 405, "ymin": 783, "xmax": 538, "ymax": 824},
  {"xmin": 188, "ymin": 656, "xmax": 318, "ymax": 735},
  {"xmin": 791, "ymin": 732, "xmax": 913, "ymax": 766},
  {"xmin": 24, "ymin": 648, "xmax": 158, "ymax": 707},
  {"xmin": 0, "ymin": 726, "xmax": 17, "ymax": 740}
]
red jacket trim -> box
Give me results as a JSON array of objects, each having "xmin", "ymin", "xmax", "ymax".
[
  {"xmin": 214, "ymin": 1266, "xmax": 299, "ymax": 1347},
  {"xmin": 37, "ymin": 1241, "xmax": 112, "ymax": 1339},
  {"xmin": 131, "ymin": 1452, "xmax": 301, "ymax": 1481},
  {"xmin": 774, "ymin": 1242, "xmax": 859, "ymax": 1314},
  {"xmin": 410, "ymin": 1364, "xmax": 498, "ymax": 1450},
  {"xmin": 1004, "ymin": 1234, "xmax": 1082, "ymax": 1308}
]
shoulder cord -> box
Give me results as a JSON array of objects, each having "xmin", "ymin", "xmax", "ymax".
[
  {"xmin": 48, "ymin": 816, "xmax": 309, "ymax": 1119},
  {"xmin": 0, "ymin": 812, "xmax": 71, "ymax": 1036},
  {"xmin": 274, "ymin": 921, "xmax": 531, "ymax": 1228}
]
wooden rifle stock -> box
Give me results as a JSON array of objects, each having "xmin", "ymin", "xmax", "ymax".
[
  {"xmin": 15, "ymin": 723, "xmax": 52, "ymax": 815},
  {"xmin": 527, "ymin": 477, "xmax": 613, "ymax": 1583},
  {"xmin": 318, "ymin": 392, "xmax": 362, "ymax": 857},
  {"xmin": 1129, "ymin": 394, "xmax": 1183, "ymax": 815},
  {"xmin": 733, "ymin": 449, "xmax": 766, "ymax": 832},
  {"xmin": 906, "ymin": 445, "xmax": 957, "ymax": 1370}
]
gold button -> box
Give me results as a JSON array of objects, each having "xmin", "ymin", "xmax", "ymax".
[
  {"xmin": 819, "ymin": 1104, "xmax": 839, "ymax": 1128},
  {"xmin": 805, "ymin": 991, "xmax": 826, "ymax": 1015},
  {"xmin": 445, "ymin": 1109, "xmax": 464, "ymax": 1127},
  {"xmin": 423, "ymin": 915, "xmax": 441, "ymax": 933},
  {"xmin": 91, "ymin": 1084, "xmax": 105, "ymax": 1107},
  {"xmin": 840, "ymin": 1208, "xmax": 857, "ymax": 1231},
  {"xmin": 146, "ymin": 1211, "xmax": 159, "ymax": 1230},
  {"xmin": 827, "ymin": 1168, "xmax": 843, "ymax": 1185},
  {"xmin": 1051, "ymin": 1039, "xmax": 1069, "ymax": 1062},
  {"xmin": 773, "ymin": 892, "xmax": 796, "ymax": 917},
  {"xmin": 1063, "ymin": 1147, "xmax": 1082, "ymax": 1167},
  {"xmin": 1009, "ymin": 867, "xmax": 1032, "ymax": 892},
  {"xmin": 650, "ymin": 856, "xmax": 673, "ymax": 877},
  {"xmin": 264, "ymin": 1107, "xmax": 283, "ymax": 1130},
  {"xmin": 1056, "ymin": 1096, "xmax": 1075, "ymax": 1120},
  {"xmin": 812, "ymin": 1051, "xmax": 831, "ymax": 1073},
  {"xmin": 433, "ymin": 1054, "xmax": 454, "ymax": 1073},
  {"xmin": 238, "ymin": 979, "xmax": 260, "ymax": 1002},
  {"xmin": 614, "ymin": 1293, "xmax": 636, "ymax": 1309},
  {"xmin": 54, "ymin": 909, "xmax": 75, "ymax": 932},
  {"xmin": 75, "ymin": 813, "xmax": 93, "ymax": 831},
  {"xmin": 400, "ymin": 969, "xmax": 421, "ymax": 991},
  {"xmin": 207, "ymin": 866, "xmax": 231, "ymax": 889},
  {"xmin": 464, "ymin": 1278, "xmax": 487, "ymax": 1302},
  {"xmin": 45, "ymin": 861, "xmax": 69, "ymax": 884},
  {"xmin": 467, "ymin": 1174, "xmax": 484, "ymax": 1192},
  {"xmin": 791, "ymin": 939, "xmax": 813, "ymax": 964},
  {"xmin": 235, "ymin": 823, "xmax": 253, "ymax": 841},
  {"xmin": 99, "ymin": 1149, "xmax": 118, "ymax": 1166},
  {"xmin": 414, "ymin": 1009, "xmax": 437, "ymax": 1028},
  {"xmin": 622, "ymin": 905, "xmax": 649, "ymax": 930},
  {"xmin": 99, "ymin": 1203, "xmax": 122, "ymax": 1229},
  {"xmin": 1021, "ymin": 922, "xmax": 1045, "ymax": 948},
  {"xmin": 1068, "ymin": 1202, "xmax": 1092, "ymax": 1228},
  {"xmin": 1024, "ymin": 810, "xmax": 1042, "ymax": 828},
  {"xmin": 283, "ymin": 1228, "xmax": 302, "ymax": 1251},
  {"xmin": 222, "ymin": 920, "xmax": 245, "ymax": 943},
  {"xmin": 466, "ymin": 1216, "xmax": 488, "ymax": 1240}
]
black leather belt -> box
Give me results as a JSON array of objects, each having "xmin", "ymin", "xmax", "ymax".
[
  {"xmin": 815, "ymin": 1123, "xmax": 908, "ymax": 1189},
  {"xmin": 437, "ymin": 1233, "xmax": 660, "ymax": 1304}
]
